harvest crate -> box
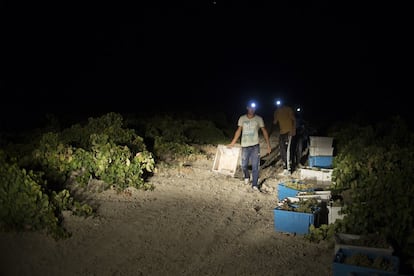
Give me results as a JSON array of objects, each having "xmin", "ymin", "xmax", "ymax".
[
  {"xmin": 212, "ymin": 144, "xmax": 241, "ymax": 177},
  {"xmin": 309, "ymin": 146, "xmax": 334, "ymax": 156},
  {"xmin": 308, "ymin": 156, "xmax": 333, "ymax": 168},
  {"xmin": 299, "ymin": 168, "xmax": 333, "ymax": 183},
  {"xmin": 277, "ymin": 182, "xmax": 314, "ymax": 202},
  {"xmin": 309, "ymin": 136, "xmax": 334, "ymax": 148},
  {"xmin": 297, "ymin": 190, "xmax": 331, "ymax": 201},
  {"xmin": 273, "ymin": 206, "xmax": 320, "ymax": 235},
  {"xmin": 334, "ymin": 233, "xmax": 394, "ymax": 256},
  {"xmin": 333, "ymin": 247, "xmax": 399, "ymax": 276}
]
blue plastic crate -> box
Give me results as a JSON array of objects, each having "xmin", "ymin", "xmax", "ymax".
[
  {"xmin": 333, "ymin": 248, "xmax": 399, "ymax": 276},
  {"xmin": 273, "ymin": 206, "xmax": 320, "ymax": 235},
  {"xmin": 308, "ymin": 155, "xmax": 333, "ymax": 168},
  {"xmin": 277, "ymin": 182, "xmax": 313, "ymax": 202}
]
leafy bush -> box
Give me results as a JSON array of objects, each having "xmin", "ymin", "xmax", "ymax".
[
  {"xmin": 33, "ymin": 113, "xmax": 155, "ymax": 190},
  {"xmin": 329, "ymin": 116, "xmax": 414, "ymax": 259},
  {"xmin": 0, "ymin": 151, "xmax": 71, "ymax": 239}
]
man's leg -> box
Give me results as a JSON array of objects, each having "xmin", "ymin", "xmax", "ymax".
[
  {"xmin": 279, "ymin": 133, "xmax": 289, "ymax": 169},
  {"xmin": 295, "ymin": 135, "xmax": 304, "ymax": 167},
  {"xmin": 241, "ymin": 147, "xmax": 251, "ymax": 182},
  {"xmin": 251, "ymin": 144, "xmax": 260, "ymax": 188},
  {"xmin": 287, "ymin": 135, "xmax": 292, "ymax": 172},
  {"xmin": 290, "ymin": 135, "xmax": 298, "ymax": 170}
]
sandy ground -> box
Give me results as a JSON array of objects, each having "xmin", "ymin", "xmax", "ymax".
[{"xmin": 0, "ymin": 138, "xmax": 334, "ymax": 276}]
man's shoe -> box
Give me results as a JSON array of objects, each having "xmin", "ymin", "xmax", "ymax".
[
  {"xmin": 252, "ymin": 186, "xmax": 259, "ymax": 191},
  {"xmin": 244, "ymin": 178, "xmax": 250, "ymax": 185}
]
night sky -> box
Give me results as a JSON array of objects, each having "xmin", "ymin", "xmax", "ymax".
[{"xmin": 1, "ymin": 4, "xmax": 412, "ymax": 131}]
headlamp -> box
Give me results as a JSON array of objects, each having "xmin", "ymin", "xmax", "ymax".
[{"xmin": 247, "ymin": 100, "xmax": 257, "ymax": 109}]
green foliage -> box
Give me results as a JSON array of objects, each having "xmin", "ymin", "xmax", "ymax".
[
  {"xmin": 283, "ymin": 179, "xmax": 315, "ymax": 191},
  {"xmin": 0, "ymin": 111, "xmax": 233, "ymax": 239},
  {"xmin": 60, "ymin": 112, "xmax": 147, "ymax": 152},
  {"xmin": 140, "ymin": 115, "xmax": 226, "ymax": 144},
  {"xmin": 305, "ymin": 224, "xmax": 336, "ymax": 243},
  {"xmin": 184, "ymin": 120, "xmax": 228, "ymax": 144},
  {"xmin": 343, "ymin": 254, "xmax": 395, "ymax": 272},
  {"xmin": 89, "ymin": 133, "xmax": 155, "ymax": 190},
  {"xmin": 0, "ymin": 111, "xmax": 156, "ymax": 239},
  {"xmin": 51, "ymin": 189, "xmax": 93, "ymax": 217},
  {"xmin": 153, "ymin": 136, "xmax": 200, "ymax": 162},
  {"xmin": 279, "ymin": 198, "xmax": 319, "ymax": 213},
  {"xmin": 33, "ymin": 113, "xmax": 155, "ymax": 190},
  {"xmin": 137, "ymin": 114, "xmax": 227, "ymax": 154},
  {"xmin": 123, "ymin": 112, "xmax": 230, "ymax": 161},
  {"xmin": 338, "ymin": 233, "xmax": 391, "ymax": 248},
  {"xmin": 328, "ymin": 116, "xmax": 414, "ymax": 256},
  {"xmin": 0, "ymin": 129, "xmax": 43, "ymax": 169},
  {"xmin": 144, "ymin": 115, "xmax": 191, "ymax": 144},
  {"xmin": 0, "ymin": 151, "xmax": 71, "ymax": 239},
  {"xmin": 33, "ymin": 132, "xmax": 78, "ymax": 184}
]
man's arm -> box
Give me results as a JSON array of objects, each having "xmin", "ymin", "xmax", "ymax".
[
  {"xmin": 261, "ymin": 127, "xmax": 272, "ymax": 154},
  {"xmin": 271, "ymin": 110, "xmax": 280, "ymax": 135},
  {"xmin": 228, "ymin": 126, "xmax": 242, "ymax": 147},
  {"xmin": 273, "ymin": 110, "xmax": 278, "ymax": 125}
]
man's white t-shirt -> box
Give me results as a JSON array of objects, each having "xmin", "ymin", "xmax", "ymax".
[{"xmin": 237, "ymin": 114, "xmax": 265, "ymax": 147}]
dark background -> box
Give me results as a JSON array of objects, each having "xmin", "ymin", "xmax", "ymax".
[{"xmin": 1, "ymin": 3, "xmax": 412, "ymax": 132}]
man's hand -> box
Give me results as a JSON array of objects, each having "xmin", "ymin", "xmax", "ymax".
[{"xmin": 267, "ymin": 145, "xmax": 271, "ymax": 155}]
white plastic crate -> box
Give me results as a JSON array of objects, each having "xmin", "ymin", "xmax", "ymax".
[
  {"xmin": 309, "ymin": 146, "xmax": 333, "ymax": 156},
  {"xmin": 297, "ymin": 190, "xmax": 331, "ymax": 201},
  {"xmin": 299, "ymin": 168, "xmax": 333, "ymax": 183},
  {"xmin": 212, "ymin": 144, "xmax": 241, "ymax": 177},
  {"xmin": 309, "ymin": 136, "xmax": 334, "ymax": 148}
]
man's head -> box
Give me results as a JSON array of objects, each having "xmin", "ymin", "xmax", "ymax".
[
  {"xmin": 246, "ymin": 101, "xmax": 257, "ymax": 114},
  {"xmin": 275, "ymin": 99, "xmax": 283, "ymax": 107}
]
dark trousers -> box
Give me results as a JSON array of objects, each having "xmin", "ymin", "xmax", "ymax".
[
  {"xmin": 290, "ymin": 134, "xmax": 303, "ymax": 170},
  {"xmin": 279, "ymin": 133, "xmax": 291, "ymax": 169}
]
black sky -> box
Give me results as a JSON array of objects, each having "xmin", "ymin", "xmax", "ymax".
[{"xmin": 1, "ymin": 4, "xmax": 412, "ymax": 131}]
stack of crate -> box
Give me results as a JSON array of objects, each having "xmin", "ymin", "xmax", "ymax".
[{"xmin": 308, "ymin": 136, "xmax": 334, "ymax": 169}]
